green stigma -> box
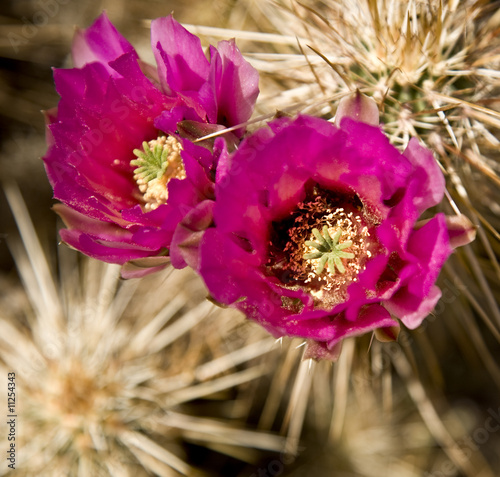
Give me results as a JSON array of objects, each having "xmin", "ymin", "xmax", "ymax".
[
  {"xmin": 304, "ymin": 225, "xmax": 355, "ymax": 275},
  {"xmin": 129, "ymin": 136, "xmax": 184, "ymax": 211},
  {"xmin": 131, "ymin": 141, "xmax": 170, "ymax": 183}
]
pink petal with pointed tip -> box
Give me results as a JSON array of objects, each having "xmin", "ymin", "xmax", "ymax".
[
  {"xmin": 335, "ymin": 91, "xmax": 379, "ymax": 126},
  {"xmin": 386, "ymin": 285, "xmax": 442, "ymax": 329},
  {"xmin": 403, "ymin": 138, "xmax": 445, "ymax": 214},
  {"xmin": 445, "ymin": 214, "xmax": 476, "ymax": 248},
  {"xmin": 72, "ymin": 12, "xmax": 137, "ymax": 73},
  {"xmin": 209, "ymin": 40, "xmax": 259, "ymax": 131},
  {"xmin": 170, "ymin": 200, "xmax": 215, "ymax": 270},
  {"xmin": 151, "ymin": 15, "xmax": 209, "ymax": 94}
]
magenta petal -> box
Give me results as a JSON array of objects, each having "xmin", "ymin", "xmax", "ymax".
[
  {"xmin": 339, "ymin": 119, "xmax": 413, "ymax": 211},
  {"xmin": 120, "ymin": 256, "xmax": 170, "ymax": 279},
  {"xmin": 209, "ymin": 40, "xmax": 260, "ymax": 130},
  {"xmin": 405, "ymin": 214, "xmax": 452, "ymax": 298},
  {"xmin": 55, "ymin": 204, "xmax": 129, "ymax": 240},
  {"xmin": 200, "ymin": 228, "xmax": 265, "ymax": 304},
  {"xmin": 328, "ymin": 305, "xmax": 397, "ymax": 346},
  {"xmin": 151, "ymin": 15, "xmax": 210, "ymax": 94},
  {"xmin": 60, "ymin": 229, "xmax": 154, "ymax": 264},
  {"xmin": 280, "ymin": 304, "xmax": 397, "ymax": 346},
  {"xmin": 55, "ymin": 204, "xmax": 170, "ymax": 261},
  {"xmin": 72, "ymin": 12, "xmax": 137, "ymax": 72},
  {"xmin": 46, "ymin": 151, "xmax": 128, "ymax": 224},
  {"xmin": 170, "ymin": 200, "xmax": 215, "ymax": 270},
  {"xmin": 386, "ymin": 285, "xmax": 442, "ymax": 329},
  {"xmin": 53, "ymin": 67, "xmax": 91, "ymax": 103},
  {"xmin": 403, "ymin": 138, "xmax": 445, "ymax": 214},
  {"xmin": 335, "ymin": 91, "xmax": 379, "ymax": 126},
  {"xmin": 109, "ymin": 53, "xmax": 175, "ymax": 108},
  {"xmin": 444, "ymin": 214, "xmax": 477, "ymax": 248},
  {"xmin": 304, "ymin": 340, "xmax": 343, "ymax": 362},
  {"xmin": 43, "ymin": 107, "xmax": 58, "ymax": 147}
]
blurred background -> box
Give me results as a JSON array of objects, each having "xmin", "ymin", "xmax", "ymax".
[{"xmin": 1, "ymin": 1, "xmax": 500, "ymax": 476}]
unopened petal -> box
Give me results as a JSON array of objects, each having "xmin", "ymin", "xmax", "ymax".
[{"xmin": 335, "ymin": 90, "xmax": 379, "ymax": 126}]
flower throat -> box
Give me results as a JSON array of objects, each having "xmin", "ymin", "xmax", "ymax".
[{"xmin": 267, "ymin": 188, "xmax": 375, "ymax": 307}]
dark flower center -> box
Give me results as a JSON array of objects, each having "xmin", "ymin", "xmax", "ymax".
[
  {"xmin": 130, "ymin": 135, "xmax": 185, "ymax": 210},
  {"xmin": 267, "ymin": 187, "xmax": 378, "ymax": 308}
]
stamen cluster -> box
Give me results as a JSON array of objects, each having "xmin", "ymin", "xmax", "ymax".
[
  {"xmin": 131, "ymin": 136, "xmax": 184, "ymax": 210},
  {"xmin": 271, "ymin": 193, "xmax": 372, "ymax": 308}
]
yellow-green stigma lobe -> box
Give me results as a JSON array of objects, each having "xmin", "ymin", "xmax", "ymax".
[
  {"xmin": 270, "ymin": 193, "xmax": 374, "ymax": 309},
  {"xmin": 304, "ymin": 226, "xmax": 355, "ymax": 275},
  {"xmin": 131, "ymin": 136, "xmax": 184, "ymax": 211}
]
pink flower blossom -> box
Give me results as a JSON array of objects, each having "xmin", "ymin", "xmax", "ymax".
[
  {"xmin": 43, "ymin": 13, "xmax": 258, "ymax": 277},
  {"xmin": 198, "ymin": 113, "xmax": 474, "ymax": 360}
]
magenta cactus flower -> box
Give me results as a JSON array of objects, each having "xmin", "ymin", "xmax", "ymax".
[
  {"xmin": 198, "ymin": 111, "xmax": 474, "ymax": 360},
  {"xmin": 43, "ymin": 13, "xmax": 259, "ymax": 277}
]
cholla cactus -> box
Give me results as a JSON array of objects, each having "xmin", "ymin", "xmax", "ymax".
[{"xmin": 0, "ymin": 185, "xmax": 283, "ymax": 477}]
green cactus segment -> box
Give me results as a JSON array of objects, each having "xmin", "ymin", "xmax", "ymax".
[{"xmin": 304, "ymin": 225, "xmax": 355, "ymax": 275}]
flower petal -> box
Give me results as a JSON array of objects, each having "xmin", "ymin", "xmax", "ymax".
[
  {"xmin": 170, "ymin": 200, "xmax": 215, "ymax": 270},
  {"xmin": 209, "ymin": 40, "xmax": 260, "ymax": 131},
  {"xmin": 335, "ymin": 90, "xmax": 379, "ymax": 126},
  {"xmin": 151, "ymin": 15, "xmax": 210, "ymax": 94},
  {"xmin": 405, "ymin": 213, "xmax": 452, "ymax": 298},
  {"xmin": 120, "ymin": 256, "xmax": 171, "ymax": 279},
  {"xmin": 304, "ymin": 340, "xmax": 343, "ymax": 361},
  {"xmin": 60, "ymin": 229, "xmax": 156, "ymax": 264},
  {"xmin": 72, "ymin": 12, "xmax": 137, "ymax": 73},
  {"xmin": 403, "ymin": 138, "xmax": 445, "ymax": 214},
  {"xmin": 386, "ymin": 285, "xmax": 442, "ymax": 329}
]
